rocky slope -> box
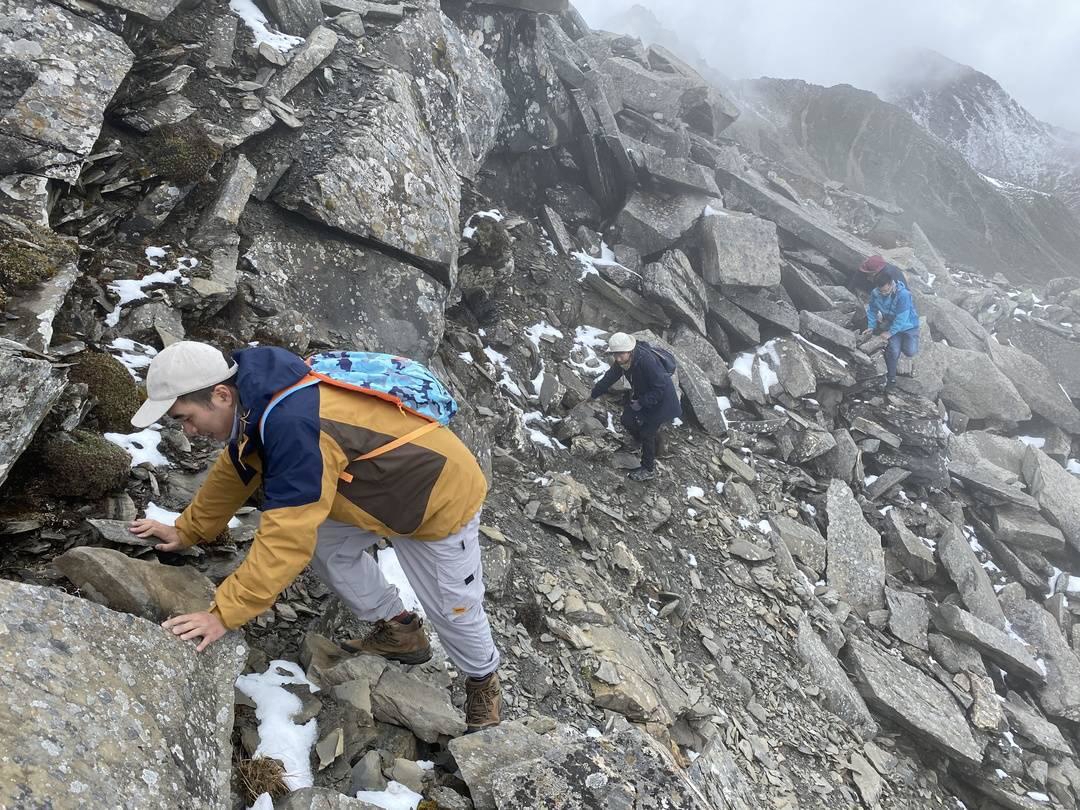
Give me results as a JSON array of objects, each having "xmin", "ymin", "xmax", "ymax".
[
  {"xmin": 6, "ymin": 1, "xmax": 1080, "ymax": 809},
  {"xmin": 885, "ymin": 49, "xmax": 1080, "ymax": 220}
]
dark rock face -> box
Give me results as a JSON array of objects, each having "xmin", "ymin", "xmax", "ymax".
[
  {"xmin": 0, "ymin": 579, "xmax": 245, "ymax": 808},
  {"xmin": 725, "ymin": 78, "xmax": 1080, "ymax": 283}
]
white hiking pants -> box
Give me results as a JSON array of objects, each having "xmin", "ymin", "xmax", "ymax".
[{"xmin": 309, "ymin": 510, "xmax": 500, "ymax": 679}]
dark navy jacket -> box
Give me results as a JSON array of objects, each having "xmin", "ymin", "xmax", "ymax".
[{"xmin": 590, "ymin": 341, "xmax": 682, "ymax": 423}]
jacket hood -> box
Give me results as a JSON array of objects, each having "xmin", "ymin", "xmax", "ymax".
[{"xmin": 232, "ymin": 347, "xmax": 311, "ymax": 437}]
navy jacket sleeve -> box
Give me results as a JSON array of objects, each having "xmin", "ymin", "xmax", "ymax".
[{"xmin": 591, "ymin": 364, "xmax": 624, "ymax": 399}]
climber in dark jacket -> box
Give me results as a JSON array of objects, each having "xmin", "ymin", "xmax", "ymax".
[{"xmin": 589, "ymin": 332, "xmax": 681, "ymax": 482}]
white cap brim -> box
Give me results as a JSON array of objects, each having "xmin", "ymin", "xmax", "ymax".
[{"xmin": 131, "ymin": 396, "xmax": 176, "ymax": 429}]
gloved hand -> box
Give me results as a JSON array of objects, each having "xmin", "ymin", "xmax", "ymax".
[{"xmin": 630, "ymin": 400, "xmax": 642, "ymax": 412}]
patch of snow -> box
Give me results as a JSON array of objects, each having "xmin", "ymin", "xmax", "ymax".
[
  {"xmin": 569, "ymin": 326, "xmax": 610, "ymax": 378},
  {"xmin": 687, "ymin": 553, "xmax": 698, "ymax": 567},
  {"xmin": 795, "ymin": 333, "xmax": 848, "ymax": 367},
  {"xmin": 715, "ymin": 481, "xmax": 726, "ymax": 495},
  {"xmin": 109, "ymin": 337, "xmax": 158, "ymax": 379},
  {"xmin": 994, "ymin": 768, "xmax": 1008, "ymax": 780},
  {"xmin": 716, "ymin": 396, "xmax": 731, "ymax": 430},
  {"xmin": 572, "ymin": 242, "xmax": 636, "ymax": 283},
  {"xmin": 686, "ymin": 486, "xmax": 705, "ymax": 500},
  {"xmin": 234, "ymin": 660, "xmax": 319, "ymax": 791},
  {"xmin": 106, "ymin": 268, "xmax": 187, "ymax": 327},
  {"xmin": 1018, "ymin": 435, "xmax": 1046, "ymax": 449},
  {"xmin": 687, "ymin": 508, "xmax": 697, "ymax": 518},
  {"xmin": 757, "ymin": 520, "xmax": 772, "ymax": 534},
  {"xmin": 229, "ymin": 0, "xmax": 303, "ymax": 51},
  {"xmin": 36, "ymin": 309, "xmax": 55, "ymax": 349},
  {"xmin": 731, "ymin": 352, "xmax": 755, "ymax": 379},
  {"xmin": 415, "ymin": 760, "xmax": 435, "ymax": 771},
  {"xmin": 377, "ymin": 547, "xmax": 422, "ymax": 617},
  {"xmin": 1027, "ymin": 792, "xmax": 1050, "ymax": 803},
  {"xmin": 606, "ymin": 412, "xmax": 618, "ymax": 434},
  {"xmin": 585, "ymin": 727, "xmax": 603, "ymax": 739},
  {"xmin": 104, "ymin": 428, "xmax": 169, "ymax": 468},
  {"xmin": 458, "ymin": 351, "xmax": 474, "ymax": 364},
  {"xmin": 1067, "ymin": 459, "xmax": 1080, "ymax": 475},
  {"xmin": 864, "ymin": 475, "xmax": 879, "ymax": 487},
  {"xmin": 525, "ymin": 321, "xmax": 564, "ymax": 349},
  {"xmin": 248, "ymin": 793, "xmax": 274, "ymax": 810}
]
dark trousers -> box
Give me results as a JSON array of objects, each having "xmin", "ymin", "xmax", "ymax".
[{"xmin": 621, "ymin": 407, "xmax": 666, "ymax": 471}]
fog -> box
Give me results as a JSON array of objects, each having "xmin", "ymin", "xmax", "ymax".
[{"xmin": 573, "ymin": 0, "xmax": 1080, "ymax": 132}]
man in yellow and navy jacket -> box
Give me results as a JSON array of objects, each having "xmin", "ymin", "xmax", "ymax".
[{"xmin": 129, "ymin": 341, "xmax": 501, "ymax": 730}]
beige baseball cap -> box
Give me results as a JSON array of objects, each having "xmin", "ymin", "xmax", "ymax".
[
  {"xmin": 131, "ymin": 341, "xmax": 238, "ymax": 428},
  {"xmin": 606, "ymin": 332, "xmax": 637, "ymax": 353}
]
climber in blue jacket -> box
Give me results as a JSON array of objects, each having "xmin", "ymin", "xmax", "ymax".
[{"xmin": 863, "ymin": 274, "xmax": 920, "ymax": 387}]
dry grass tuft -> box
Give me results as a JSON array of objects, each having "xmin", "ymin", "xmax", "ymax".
[{"xmin": 235, "ymin": 755, "xmax": 289, "ymax": 804}]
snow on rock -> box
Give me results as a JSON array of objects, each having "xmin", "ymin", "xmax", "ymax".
[
  {"xmin": 569, "ymin": 326, "xmax": 610, "ymax": 378},
  {"xmin": 355, "ymin": 781, "xmax": 424, "ymax": 810},
  {"xmin": 234, "ymin": 661, "xmax": 319, "ymax": 791},
  {"xmin": 377, "ymin": 547, "xmax": 423, "ymax": 617},
  {"xmin": 228, "ymin": 0, "xmax": 303, "ymax": 52},
  {"xmin": 462, "ymin": 209, "xmax": 504, "ymax": 240},
  {"xmin": 104, "ymin": 428, "xmax": 169, "ymax": 468},
  {"xmin": 106, "ymin": 268, "xmax": 187, "ymax": 327},
  {"xmin": 109, "ymin": 337, "xmax": 158, "ymax": 379},
  {"xmin": 144, "ymin": 501, "xmax": 240, "ymax": 529},
  {"xmin": 686, "ymin": 485, "xmax": 705, "ymax": 500},
  {"xmin": 525, "ymin": 321, "xmax": 563, "ymax": 349}
]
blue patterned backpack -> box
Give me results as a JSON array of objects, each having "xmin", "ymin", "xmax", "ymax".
[{"xmin": 260, "ymin": 352, "xmax": 458, "ymax": 465}]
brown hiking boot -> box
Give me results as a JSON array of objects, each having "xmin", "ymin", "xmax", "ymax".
[
  {"xmin": 464, "ymin": 671, "xmax": 502, "ymax": 732},
  {"xmin": 343, "ymin": 614, "xmax": 432, "ymax": 665}
]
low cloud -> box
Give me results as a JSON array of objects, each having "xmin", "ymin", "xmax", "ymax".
[{"xmin": 575, "ymin": 0, "xmax": 1080, "ymax": 131}]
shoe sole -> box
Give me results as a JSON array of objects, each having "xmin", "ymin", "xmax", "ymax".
[{"xmin": 342, "ymin": 643, "xmax": 433, "ymax": 665}]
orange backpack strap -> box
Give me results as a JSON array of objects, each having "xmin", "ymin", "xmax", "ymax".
[{"xmin": 339, "ymin": 420, "xmax": 442, "ymax": 483}]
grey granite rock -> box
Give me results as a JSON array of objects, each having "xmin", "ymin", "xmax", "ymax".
[
  {"xmin": 0, "ymin": 1, "xmax": 133, "ymax": 184},
  {"xmin": 0, "ymin": 579, "xmax": 245, "ymax": 808},
  {"xmin": 884, "ymin": 510, "xmax": 937, "ymax": 581},
  {"xmin": 670, "ymin": 323, "xmax": 729, "ymax": 388},
  {"xmin": 885, "ymin": 587, "xmax": 929, "ymax": 650},
  {"xmin": 1023, "ymin": 445, "xmax": 1080, "ymax": 553},
  {"xmin": 277, "ymin": 788, "xmax": 382, "ymax": 809},
  {"xmin": 933, "ymin": 604, "xmax": 1044, "ymax": 683},
  {"xmin": 54, "ymin": 547, "xmax": 215, "ymax": 623},
  {"xmin": 697, "ymin": 211, "xmax": 781, "ymax": 287},
  {"xmin": 370, "ymin": 669, "xmax": 466, "ymax": 742},
  {"xmin": 999, "ymin": 583, "xmax": 1080, "ymax": 723},
  {"xmin": 449, "ymin": 721, "xmax": 550, "ymax": 809},
  {"xmin": 846, "ymin": 639, "xmax": 984, "ymax": 767},
  {"xmin": 642, "ymin": 249, "xmax": 706, "ymax": 334},
  {"xmin": 796, "ymin": 617, "xmax": 878, "ymax": 740},
  {"xmin": 265, "ymin": 26, "xmax": 339, "ymax": 97},
  {"xmin": 771, "ymin": 513, "xmax": 826, "ymax": 576},
  {"xmin": 612, "ymin": 190, "xmax": 710, "ymax": 257},
  {"xmin": 937, "ymin": 524, "xmax": 1007, "ymax": 630},
  {"xmin": 992, "ymin": 506, "xmax": 1066, "ymax": 555},
  {"xmin": 0, "ymin": 352, "xmax": 65, "ymax": 489},
  {"xmin": 825, "ymin": 479, "xmax": 885, "ymax": 616},
  {"xmin": 933, "ymin": 343, "xmax": 1031, "ymax": 423}
]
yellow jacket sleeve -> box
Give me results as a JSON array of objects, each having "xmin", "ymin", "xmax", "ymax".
[
  {"xmin": 209, "ymin": 433, "xmax": 348, "ymax": 629},
  {"xmin": 174, "ymin": 449, "xmax": 262, "ymax": 548}
]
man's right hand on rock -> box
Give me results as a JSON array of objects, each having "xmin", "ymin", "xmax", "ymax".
[{"xmin": 129, "ymin": 519, "xmax": 184, "ymax": 552}]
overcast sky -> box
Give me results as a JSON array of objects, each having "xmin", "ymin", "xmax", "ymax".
[{"xmin": 574, "ymin": 0, "xmax": 1080, "ymax": 132}]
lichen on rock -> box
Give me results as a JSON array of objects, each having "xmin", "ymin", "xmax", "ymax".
[
  {"xmin": 139, "ymin": 122, "xmax": 223, "ymax": 185},
  {"xmin": 0, "ymin": 220, "xmax": 76, "ymax": 311}
]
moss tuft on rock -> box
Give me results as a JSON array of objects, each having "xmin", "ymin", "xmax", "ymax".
[
  {"xmin": 68, "ymin": 351, "xmax": 144, "ymax": 433},
  {"xmin": 38, "ymin": 430, "xmax": 130, "ymax": 499},
  {"xmin": 0, "ymin": 220, "xmax": 76, "ymax": 311},
  {"xmin": 140, "ymin": 122, "xmax": 223, "ymax": 185}
]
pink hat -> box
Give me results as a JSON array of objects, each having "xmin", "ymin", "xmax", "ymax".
[{"xmin": 859, "ymin": 255, "xmax": 886, "ymax": 274}]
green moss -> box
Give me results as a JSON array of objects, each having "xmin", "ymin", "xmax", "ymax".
[
  {"xmin": 0, "ymin": 221, "xmax": 76, "ymax": 311},
  {"xmin": 68, "ymin": 351, "xmax": 144, "ymax": 433},
  {"xmin": 140, "ymin": 122, "xmax": 223, "ymax": 185},
  {"xmin": 39, "ymin": 430, "xmax": 130, "ymax": 499}
]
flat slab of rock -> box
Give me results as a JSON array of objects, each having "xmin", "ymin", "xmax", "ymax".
[
  {"xmin": 1000, "ymin": 696, "xmax": 1072, "ymax": 757},
  {"xmin": 799, "ymin": 309, "xmax": 856, "ymax": 351},
  {"xmin": 884, "ymin": 510, "xmax": 936, "ymax": 581},
  {"xmin": 697, "ymin": 211, "xmax": 781, "ymax": 287},
  {"xmin": 933, "ymin": 604, "xmax": 1044, "ymax": 683},
  {"xmin": 934, "ymin": 344, "xmax": 1031, "ymax": 423},
  {"xmin": 997, "ymin": 318, "xmax": 1080, "ymax": 398},
  {"xmin": 771, "ymin": 514, "xmax": 826, "ymax": 576},
  {"xmin": 999, "ymin": 583, "xmax": 1080, "ymax": 723},
  {"xmin": 947, "ymin": 460, "xmax": 1038, "ymax": 508},
  {"xmin": 937, "ymin": 524, "xmax": 1007, "ymax": 630},
  {"xmin": 370, "ymin": 669, "xmax": 466, "ymax": 742},
  {"xmin": 55, "ymin": 547, "xmax": 215, "ymax": 622},
  {"xmin": 449, "ymin": 721, "xmax": 550, "ymax": 810},
  {"xmin": 825, "ymin": 479, "xmax": 884, "ymax": 616},
  {"xmin": 277, "ymin": 787, "xmax": 382, "ymax": 809},
  {"xmin": 796, "ymin": 617, "xmax": 877, "ymax": 740},
  {"xmin": 612, "ymin": 190, "xmax": 710, "ymax": 257},
  {"xmin": 846, "ymin": 639, "xmax": 984, "ymax": 767},
  {"xmin": 670, "ymin": 324, "xmax": 729, "ymax": 387},
  {"xmin": 1023, "ymin": 445, "xmax": 1080, "ymax": 553},
  {"xmin": 0, "ymin": 1, "xmax": 134, "ymax": 183},
  {"xmin": 642, "ymin": 249, "xmax": 706, "ymax": 334},
  {"xmin": 885, "ymin": 587, "xmax": 929, "ymax": 650},
  {"xmin": 991, "ymin": 506, "xmax": 1066, "ymax": 554},
  {"xmin": 583, "ymin": 624, "xmax": 688, "ymax": 725},
  {"xmin": 0, "ymin": 579, "xmax": 245, "ymax": 808},
  {"xmin": 988, "ymin": 338, "xmax": 1080, "ymax": 434}
]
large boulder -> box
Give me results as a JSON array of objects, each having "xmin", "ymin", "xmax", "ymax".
[
  {"xmin": 825, "ymin": 479, "xmax": 885, "ymax": 617},
  {"xmin": 1023, "ymin": 445, "xmax": 1080, "ymax": 552},
  {"xmin": 670, "ymin": 323, "xmax": 729, "ymax": 388},
  {"xmin": 0, "ymin": 579, "xmax": 245, "ymax": 807},
  {"xmin": 696, "ymin": 211, "xmax": 781, "ymax": 287},
  {"xmin": 937, "ymin": 524, "xmax": 1007, "ymax": 630},
  {"xmin": 275, "ymin": 8, "xmax": 505, "ymax": 285},
  {"xmin": 611, "ymin": 190, "xmax": 710, "ymax": 257},
  {"xmin": 54, "ymin": 547, "xmax": 215, "ymax": 622},
  {"xmin": 796, "ymin": 617, "xmax": 878, "ymax": 740},
  {"xmin": 933, "ymin": 343, "xmax": 1030, "ymax": 422},
  {"xmin": 996, "ymin": 319, "xmax": 1080, "ymax": 398},
  {"xmin": 241, "ymin": 203, "xmax": 446, "ymax": 361},
  {"xmin": 0, "ymin": 1, "xmax": 134, "ymax": 187},
  {"xmin": 987, "ymin": 338, "xmax": 1080, "ymax": 434},
  {"xmin": 846, "ymin": 639, "xmax": 984, "ymax": 767},
  {"xmin": 642, "ymin": 249, "xmax": 706, "ymax": 334}
]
